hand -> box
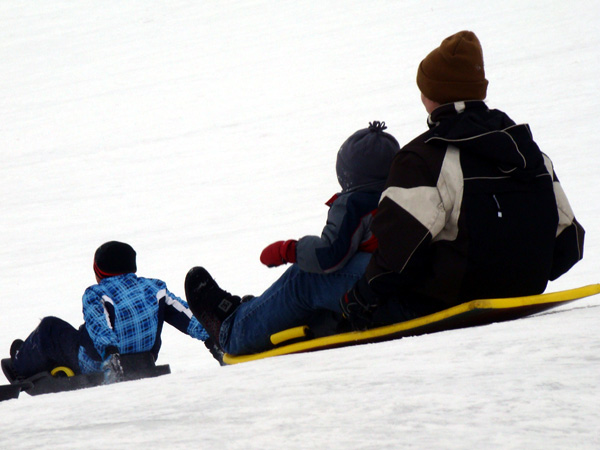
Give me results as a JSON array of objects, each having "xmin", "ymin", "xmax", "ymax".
[
  {"xmin": 339, "ymin": 277, "xmax": 380, "ymax": 330},
  {"xmin": 260, "ymin": 240, "xmax": 297, "ymax": 267},
  {"xmin": 102, "ymin": 348, "xmax": 124, "ymax": 384}
]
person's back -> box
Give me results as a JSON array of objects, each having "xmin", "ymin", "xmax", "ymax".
[
  {"xmin": 82, "ymin": 243, "xmax": 211, "ymax": 371},
  {"xmin": 81, "ymin": 274, "xmax": 165, "ymax": 357},
  {"xmin": 384, "ymin": 102, "xmax": 566, "ymax": 308},
  {"xmin": 81, "ymin": 251, "xmax": 209, "ymax": 373},
  {"xmin": 341, "ymin": 31, "xmax": 584, "ymax": 328}
]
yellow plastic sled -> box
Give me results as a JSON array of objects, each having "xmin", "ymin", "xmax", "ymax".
[{"xmin": 223, "ymin": 283, "xmax": 600, "ymax": 365}]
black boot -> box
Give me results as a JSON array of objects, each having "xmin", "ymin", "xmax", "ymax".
[
  {"xmin": 1, "ymin": 359, "xmax": 20, "ymax": 384},
  {"xmin": 185, "ymin": 267, "xmax": 241, "ymax": 347},
  {"xmin": 10, "ymin": 339, "xmax": 23, "ymax": 360},
  {"xmin": 2, "ymin": 339, "xmax": 25, "ymax": 383}
]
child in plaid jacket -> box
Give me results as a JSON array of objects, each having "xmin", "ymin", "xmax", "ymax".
[{"xmin": 8, "ymin": 241, "xmax": 210, "ymax": 380}]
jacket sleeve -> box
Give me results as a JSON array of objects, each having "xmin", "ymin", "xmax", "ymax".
[
  {"xmin": 295, "ymin": 193, "xmax": 376, "ymax": 274},
  {"xmin": 543, "ymin": 155, "xmax": 585, "ymax": 279},
  {"xmin": 82, "ymin": 288, "xmax": 119, "ymax": 359},
  {"xmin": 162, "ymin": 288, "xmax": 209, "ymax": 341},
  {"xmin": 365, "ymin": 150, "xmax": 444, "ymax": 282}
]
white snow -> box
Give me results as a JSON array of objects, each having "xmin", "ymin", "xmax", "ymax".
[{"xmin": 1, "ymin": 1, "xmax": 599, "ymax": 448}]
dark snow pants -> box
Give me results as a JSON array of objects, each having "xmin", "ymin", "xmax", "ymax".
[{"xmin": 13, "ymin": 316, "xmax": 81, "ymax": 378}]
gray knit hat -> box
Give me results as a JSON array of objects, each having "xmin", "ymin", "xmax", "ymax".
[{"xmin": 336, "ymin": 121, "xmax": 400, "ymax": 192}]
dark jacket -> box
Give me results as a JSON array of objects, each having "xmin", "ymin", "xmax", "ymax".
[
  {"xmin": 365, "ymin": 101, "xmax": 584, "ymax": 317},
  {"xmin": 295, "ymin": 190, "xmax": 380, "ymax": 274}
]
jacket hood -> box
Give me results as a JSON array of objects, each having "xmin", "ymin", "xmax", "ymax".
[{"xmin": 425, "ymin": 102, "xmax": 545, "ymax": 178}]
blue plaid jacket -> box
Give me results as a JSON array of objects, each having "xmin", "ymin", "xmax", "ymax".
[{"xmin": 78, "ymin": 273, "xmax": 208, "ymax": 373}]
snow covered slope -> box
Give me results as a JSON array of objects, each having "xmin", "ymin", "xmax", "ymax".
[{"xmin": 1, "ymin": 1, "xmax": 599, "ymax": 448}]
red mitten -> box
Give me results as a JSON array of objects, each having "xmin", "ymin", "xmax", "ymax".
[{"xmin": 260, "ymin": 240, "xmax": 297, "ymax": 267}]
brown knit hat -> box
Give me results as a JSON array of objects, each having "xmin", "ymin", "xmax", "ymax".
[{"xmin": 416, "ymin": 30, "xmax": 488, "ymax": 104}]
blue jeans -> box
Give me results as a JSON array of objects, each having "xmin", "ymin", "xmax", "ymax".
[{"xmin": 220, "ymin": 252, "xmax": 371, "ymax": 355}]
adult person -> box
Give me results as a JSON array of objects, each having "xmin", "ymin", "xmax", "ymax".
[{"xmin": 340, "ymin": 30, "xmax": 585, "ymax": 329}]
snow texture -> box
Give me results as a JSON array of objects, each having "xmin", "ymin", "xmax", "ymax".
[{"xmin": 1, "ymin": 1, "xmax": 599, "ymax": 448}]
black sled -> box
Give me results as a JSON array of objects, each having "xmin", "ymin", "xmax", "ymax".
[{"xmin": 1, "ymin": 352, "xmax": 170, "ymax": 400}]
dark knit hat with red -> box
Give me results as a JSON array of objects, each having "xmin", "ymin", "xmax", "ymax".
[
  {"xmin": 417, "ymin": 30, "xmax": 488, "ymax": 104},
  {"xmin": 93, "ymin": 241, "xmax": 137, "ymax": 280}
]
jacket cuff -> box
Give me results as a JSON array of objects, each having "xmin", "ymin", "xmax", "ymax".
[
  {"xmin": 281, "ymin": 240, "xmax": 298, "ymax": 263},
  {"xmin": 103, "ymin": 345, "xmax": 119, "ymax": 359}
]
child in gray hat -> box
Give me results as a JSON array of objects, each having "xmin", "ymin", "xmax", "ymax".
[{"xmin": 185, "ymin": 121, "xmax": 400, "ymax": 355}]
